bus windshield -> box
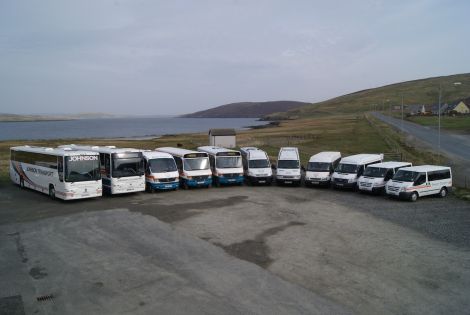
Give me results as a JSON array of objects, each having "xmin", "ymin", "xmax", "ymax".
[
  {"xmin": 363, "ymin": 167, "xmax": 388, "ymax": 178},
  {"xmin": 307, "ymin": 162, "xmax": 330, "ymax": 172},
  {"xmin": 336, "ymin": 163, "xmax": 358, "ymax": 174},
  {"xmin": 184, "ymin": 157, "xmax": 210, "ymax": 171},
  {"xmin": 149, "ymin": 158, "xmax": 177, "ymax": 173},
  {"xmin": 112, "ymin": 153, "xmax": 144, "ymax": 177},
  {"xmin": 249, "ymin": 159, "xmax": 270, "ymax": 168},
  {"xmin": 393, "ymin": 170, "xmax": 418, "ymax": 182},
  {"xmin": 216, "ymin": 156, "xmax": 242, "ymax": 168},
  {"xmin": 65, "ymin": 155, "xmax": 101, "ymax": 182},
  {"xmin": 278, "ymin": 160, "xmax": 299, "ymax": 169}
]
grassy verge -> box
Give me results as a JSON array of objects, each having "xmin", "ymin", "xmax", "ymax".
[
  {"xmin": 454, "ymin": 188, "xmax": 470, "ymax": 201},
  {"xmin": 386, "ymin": 112, "xmax": 470, "ymax": 133}
]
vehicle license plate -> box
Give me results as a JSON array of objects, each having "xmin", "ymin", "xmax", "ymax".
[
  {"xmin": 285, "ymin": 181, "xmax": 292, "ymax": 184},
  {"xmin": 259, "ymin": 180, "xmax": 266, "ymax": 184}
]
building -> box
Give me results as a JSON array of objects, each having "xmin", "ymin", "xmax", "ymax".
[
  {"xmin": 447, "ymin": 101, "xmax": 470, "ymax": 115},
  {"xmin": 208, "ymin": 129, "xmax": 236, "ymax": 148}
]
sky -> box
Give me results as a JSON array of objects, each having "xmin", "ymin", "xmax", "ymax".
[{"xmin": 1, "ymin": 0, "xmax": 469, "ymax": 115}]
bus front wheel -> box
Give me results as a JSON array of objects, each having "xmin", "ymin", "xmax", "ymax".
[
  {"xmin": 49, "ymin": 185, "xmax": 56, "ymax": 200},
  {"xmin": 410, "ymin": 192, "xmax": 418, "ymax": 202}
]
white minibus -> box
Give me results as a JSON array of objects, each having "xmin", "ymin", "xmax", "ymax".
[
  {"xmin": 331, "ymin": 154, "xmax": 383, "ymax": 189},
  {"xmin": 156, "ymin": 147, "xmax": 212, "ymax": 189},
  {"xmin": 385, "ymin": 165, "xmax": 452, "ymax": 201},
  {"xmin": 358, "ymin": 161, "xmax": 412, "ymax": 194},
  {"xmin": 240, "ymin": 147, "xmax": 273, "ymax": 185},
  {"xmin": 10, "ymin": 146, "xmax": 102, "ymax": 200},
  {"xmin": 141, "ymin": 150, "xmax": 179, "ymax": 192},
  {"xmin": 59, "ymin": 145, "xmax": 145, "ymax": 194},
  {"xmin": 305, "ymin": 151, "xmax": 341, "ymax": 187},
  {"xmin": 275, "ymin": 147, "xmax": 301, "ymax": 186},
  {"xmin": 197, "ymin": 146, "xmax": 244, "ymax": 186}
]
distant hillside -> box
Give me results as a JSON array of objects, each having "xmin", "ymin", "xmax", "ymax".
[
  {"xmin": 264, "ymin": 73, "xmax": 470, "ymax": 120},
  {"xmin": 181, "ymin": 101, "xmax": 311, "ymax": 118}
]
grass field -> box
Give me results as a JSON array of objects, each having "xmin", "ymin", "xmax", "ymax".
[{"xmin": 404, "ymin": 115, "xmax": 470, "ymax": 132}]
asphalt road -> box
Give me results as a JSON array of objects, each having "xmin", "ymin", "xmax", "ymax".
[
  {"xmin": 1, "ymin": 183, "xmax": 470, "ymax": 314},
  {"xmin": 371, "ymin": 112, "xmax": 470, "ymax": 161}
]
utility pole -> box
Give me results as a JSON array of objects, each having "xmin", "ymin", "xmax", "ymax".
[
  {"xmin": 401, "ymin": 94, "xmax": 404, "ymax": 133},
  {"xmin": 438, "ymin": 84, "xmax": 442, "ymax": 163}
]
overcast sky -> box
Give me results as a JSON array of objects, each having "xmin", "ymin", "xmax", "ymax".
[{"xmin": 1, "ymin": 0, "xmax": 469, "ymax": 115}]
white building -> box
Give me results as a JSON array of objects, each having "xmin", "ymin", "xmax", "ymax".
[{"xmin": 208, "ymin": 129, "xmax": 236, "ymax": 148}]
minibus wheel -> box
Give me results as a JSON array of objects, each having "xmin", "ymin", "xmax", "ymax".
[
  {"xmin": 439, "ymin": 187, "xmax": 447, "ymax": 198},
  {"xmin": 49, "ymin": 185, "xmax": 56, "ymax": 200},
  {"xmin": 410, "ymin": 192, "xmax": 418, "ymax": 202},
  {"xmin": 183, "ymin": 181, "xmax": 189, "ymax": 190}
]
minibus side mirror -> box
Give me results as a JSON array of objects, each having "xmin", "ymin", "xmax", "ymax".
[
  {"xmin": 271, "ymin": 163, "xmax": 277, "ymax": 170},
  {"xmin": 301, "ymin": 165, "xmax": 306, "ymax": 172}
]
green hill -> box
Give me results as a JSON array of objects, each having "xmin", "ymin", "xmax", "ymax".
[
  {"xmin": 264, "ymin": 73, "xmax": 470, "ymax": 120},
  {"xmin": 181, "ymin": 101, "xmax": 311, "ymax": 118}
]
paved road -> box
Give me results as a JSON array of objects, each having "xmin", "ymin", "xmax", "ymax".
[{"xmin": 371, "ymin": 112, "xmax": 470, "ymax": 162}]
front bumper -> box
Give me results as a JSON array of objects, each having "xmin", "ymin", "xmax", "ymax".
[
  {"xmin": 305, "ymin": 178, "xmax": 330, "ymax": 186},
  {"xmin": 332, "ymin": 180, "xmax": 357, "ymax": 189},
  {"xmin": 148, "ymin": 181, "xmax": 180, "ymax": 190},
  {"xmin": 185, "ymin": 177, "xmax": 212, "ymax": 187},
  {"xmin": 248, "ymin": 176, "xmax": 272, "ymax": 185},
  {"xmin": 276, "ymin": 177, "xmax": 301, "ymax": 185},
  {"xmin": 358, "ymin": 184, "xmax": 384, "ymax": 194},
  {"xmin": 217, "ymin": 175, "xmax": 244, "ymax": 185}
]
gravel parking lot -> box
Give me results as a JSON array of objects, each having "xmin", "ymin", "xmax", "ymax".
[{"xmin": 1, "ymin": 182, "xmax": 470, "ymax": 314}]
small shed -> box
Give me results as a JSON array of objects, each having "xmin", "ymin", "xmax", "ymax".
[{"xmin": 209, "ymin": 129, "xmax": 236, "ymax": 148}]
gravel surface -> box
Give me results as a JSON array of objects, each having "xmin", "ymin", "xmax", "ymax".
[{"xmin": 1, "ymin": 182, "xmax": 470, "ymax": 314}]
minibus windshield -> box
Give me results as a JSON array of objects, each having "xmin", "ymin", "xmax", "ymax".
[
  {"xmin": 393, "ymin": 170, "xmax": 418, "ymax": 182},
  {"xmin": 307, "ymin": 162, "xmax": 330, "ymax": 172},
  {"xmin": 277, "ymin": 160, "xmax": 300, "ymax": 169},
  {"xmin": 363, "ymin": 167, "xmax": 387, "ymax": 178},
  {"xmin": 216, "ymin": 156, "xmax": 242, "ymax": 168},
  {"xmin": 112, "ymin": 153, "xmax": 144, "ymax": 177},
  {"xmin": 336, "ymin": 163, "xmax": 358, "ymax": 174},
  {"xmin": 184, "ymin": 157, "xmax": 210, "ymax": 171},
  {"xmin": 65, "ymin": 155, "xmax": 101, "ymax": 182},
  {"xmin": 249, "ymin": 159, "xmax": 270, "ymax": 168},
  {"xmin": 149, "ymin": 158, "xmax": 177, "ymax": 173}
]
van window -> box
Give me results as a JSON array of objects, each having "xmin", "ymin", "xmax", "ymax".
[
  {"xmin": 336, "ymin": 163, "xmax": 358, "ymax": 173},
  {"xmin": 174, "ymin": 156, "xmax": 183, "ymax": 170},
  {"xmin": 307, "ymin": 162, "xmax": 330, "ymax": 172},
  {"xmin": 384, "ymin": 169, "xmax": 394, "ymax": 181},
  {"xmin": 249, "ymin": 159, "xmax": 270, "ymax": 168},
  {"xmin": 278, "ymin": 160, "xmax": 299, "ymax": 169},
  {"xmin": 428, "ymin": 170, "xmax": 450, "ymax": 181},
  {"xmin": 357, "ymin": 165, "xmax": 365, "ymax": 176},
  {"xmin": 414, "ymin": 173, "xmax": 427, "ymax": 186}
]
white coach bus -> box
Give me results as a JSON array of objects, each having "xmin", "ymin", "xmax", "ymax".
[
  {"xmin": 59, "ymin": 145, "xmax": 145, "ymax": 194},
  {"xmin": 10, "ymin": 146, "xmax": 102, "ymax": 200}
]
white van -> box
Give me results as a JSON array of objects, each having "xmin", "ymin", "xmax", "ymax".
[
  {"xmin": 155, "ymin": 147, "xmax": 212, "ymax": 189},
  {"xmin": 305, "ymin": 151, "xmax": 341, "ymax": 187},
  {"xmin": 331, "ymin": 154, "xmax": 383, "ymax": 189},
  {"xmin": 358, "ymin": 161, "xmax": 412, "ymax": 194},
  {"xmin": 385, "ymin": 165, "xmax": 452, "ymax": 201},
  {"xmin": 240, "ymin": 147, "xmax": 273, "ymax": 185},
  {"xmin": 197, "ymin": 146, "xmax": 244, "ymax": 186},
  {"xmin": 141, "ymin": 150, "xmax": 179, "ymax": 192},
  {"xmin": 275, "ymin": 147, "xmax": 301, "ymax": 186}
]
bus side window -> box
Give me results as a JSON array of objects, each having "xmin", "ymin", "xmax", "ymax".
[
  {"xmin": 384, "ymin": 169, "xmax": 393, "ymax": 181},
  {"xmin": 209, "ymin": 155, "xmax": 215, "ymax": 168},
  {"xmin": 174, "ymin": 157, "xmax": 183, "ymax": 171},
  {"xmin": 357, "ymin": 165, "xmax": 364, "ymax": 176},
  {"xmin": 58, "ymin": 157, "xmax": 64, "ymax": 182},
  {"xmin": 104, "ymin": 154, "xmax": 111, "ymax": 177}
]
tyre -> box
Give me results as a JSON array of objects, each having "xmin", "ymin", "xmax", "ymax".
[
  {"xmin": 145, "ymin": 182, "xmax": 153, "ymax": 193},
  {"xmin": 439, "ymin": 187, "xmax": 447, "ymax": 198},
  {"xmin": 183, "ymin": 181, "xmax": 189, "ymax": 190},
  {"xmin": 49, "ymin": 185, "xmax": 56, "ymax": 200},
  {"xmin": 410, "ymin": 192, "xmax": 418, "ymax": 202}
]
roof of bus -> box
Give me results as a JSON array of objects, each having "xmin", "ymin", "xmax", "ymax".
[
  {"xmin": 11, "ymin": 145, "xmax": 99, "ymax": 157},
  {"xmin": 340, "ymin": 154, "xmax": 383, "ymax": 164},
  {"xmin": 278, "ymin": 147, "xmax": 299, "ymax": 160},
  {"xmin": 156, "ymin": 147, "xmax": 208, "ymax": 157},
  {"xmin": 58, "ymin": 144, "xmax": 141, "ymax": 154},
  {"xmin": 309, "ymin": 151, "xmax": 341, "ymax": 163},
  {"xmin": 398, "ymin": 165, "xmax": 451, "ymax": 172},
  {"xmin": 141, "ymin": 150, "xmax": 174, "ymax": 159},
  {"xmin": 366, "ymin": 161, "xmax": 412, "ymax": 169},
  {"xmin": 197, "ymin": 146, "xmax": 240, "ymax": 155}
]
